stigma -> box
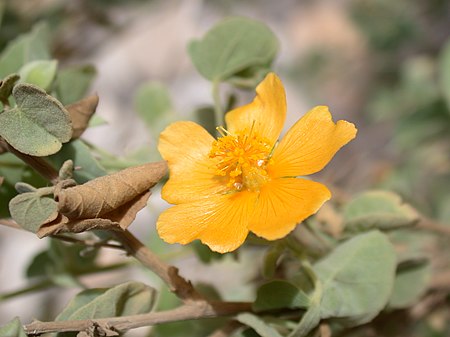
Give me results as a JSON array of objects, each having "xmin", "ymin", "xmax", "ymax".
[{"xmin": 209, "ymin": 126, "xmax": 273, "ymax": 192}]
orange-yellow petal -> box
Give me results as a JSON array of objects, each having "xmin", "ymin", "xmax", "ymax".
[
  {"xmin": 157, "ymin": 191, "xmax": 257, "ymax": 253},
  {"xmin": 225, "ymin": 73, "xmax": 286, "ymax": 145},
  {"xmin": 270, "ymin": 106, "xmax": 357, "ymax": 177},
  {"xmin": 158, "ymin": 121, "xmax": 227, "ymax": 204},
  {"xmin": 248, "ymin": 177, "xmax": 331, "ymax": 240}
]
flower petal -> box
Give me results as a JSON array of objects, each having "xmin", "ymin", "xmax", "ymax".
[
  {"xmin": 225, "ymin": 73, "xmax": 286, "ymax": 144},
  {"xmin": 248, "ymin": 178, "xmax": 331, "ymax": 240},
  {"xmin": 270, "ymin": 106, "xmax": 357, "ymax": 177},
  {"xmin": 157, "ymin": 191, "xmax": 257, "ymax": 253},
  {"xmin": 158, "ymin": 121, "xmax": 227, "ymax": 204}
]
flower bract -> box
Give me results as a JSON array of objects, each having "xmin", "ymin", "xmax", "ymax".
[{"xmin": 157, "ymin": 73, "xmax": 357, "ymax": 253}]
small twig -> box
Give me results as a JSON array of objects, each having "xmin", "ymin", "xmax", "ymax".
[
  {"xmin": 51, "ymin": 234, "xmax": 125, "ymax": 250},
  {"xmin": 113, "ymin": 229, "xmax": 203, "ymax": 302},
  {"xmin": 430, "ymin": 270, "xmax": 450, "ymax": 290},
  {"xmin": 212, "ymin": 80, "xmax": 224, "ymax": 127},
  {"xmin": 24, "ymin": 301, "xmax": 252, "ymax": 335},
  {"xmin": 0, "ymin": 218, "xmax": 22, "ymax": 230},
  {"xmin": 416, "ymin": 217, "xmax": 450, "ymax": 236},
  {"xmin": 5, "ymin": 142, "xmax": 60, "ymax": 184},
  {"xmin": 409, "ymin": 291, "xmax": 449, "ymax": 320},
  {"xmin": 0, "ymin": 280, "xmax": 53, "ymax": 301}
]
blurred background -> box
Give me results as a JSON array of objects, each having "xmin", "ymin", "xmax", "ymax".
[{"xmin": 0, "ymin": 0, "xmax": 449, "ymax": 334}]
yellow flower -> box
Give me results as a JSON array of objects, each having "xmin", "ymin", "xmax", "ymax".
[{"xmin": 157, "ymin": 73, "xmax": 357, "ymax": 253}]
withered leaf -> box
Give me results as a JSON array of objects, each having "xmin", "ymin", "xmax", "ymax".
[
  {"xmin": 38, "ymin": 213, "xmax": 120, "ymax": 238},
  {"xmin": 38, "ymin": 190, "xmax": 151, "ymax": 237},
  {"xmin": 38, "ymin": 161, "xmax": 167, "ymax": 237},
  {"xmin": 0, "ymin": 73, "xmax": 20, "ymax": 104},
  {"xmin": 66, "ymin": 94, "xmax": 99, "ymax": 139}
]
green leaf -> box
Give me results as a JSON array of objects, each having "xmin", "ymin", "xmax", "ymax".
[
  {"xmin": 0, "ymin": 83, "xmax": 72, "ymax": 156},
  {"xmin": 188, "ymin": 17, "xmax": 278, "ymax": 82},
  {"xmin": 0, "ymin": 22, "xmax": 50, "ymax": 79},
  {"xmin": 236, "ymin": 313, "xmax": 284, "ymax": 337},
  {"xmin": 314, "ymin": 231, "xmax": 396, "ymax": 326},
  {"xmin": 0, "ymin": 73, "xmax": 20, "ymax": 104},
  {"xmin": 9, "ymin": 192, "xmax": 58, "ymax": 233},
  {"xmin": 388, "ymin": 260, "xmax": 431, "ymax": 309},
  {"xmin": 343, "ymin": 190, "xmax": 419, "ymax": 233},
  {"xmin": 19, "ymin": 60, "xmax": 58, "ymax": 91},
  {"xmin": 253, "ymin": 280, "xmax": 310, "ymax": 312},
  {"xmin": 54, "ymin": 64, "xmax": 96, "ymax": 105},
  {"xmin": 439, "ymin": 39, "xmax": 450, "ymax": 112},
  {"xmin": 49, "ymin": 139, "xmax": 106, "ymax": 183},
  {"xmin": 56, "ymin": 281, "xmax": 156, "ymax": 321},
  {"xmin": 0, "ymin": 317, "xmax": 27, "ymax": 337},
  {"xmin": 134, "ymin": 81, "xmax": 174, "ymax": 135}
]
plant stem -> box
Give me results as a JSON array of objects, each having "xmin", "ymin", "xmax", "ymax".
[
  {"xmin": 114, "ymin": 229, "xmax": 203, "ymax": 302},
  {"xmin": 0, "ymin": 280, "xmax": 53, "ymax": 301},
  {"xmin": 24, "ymin": 301, "xmax": 252, "ymax": 335},
  {"xmin": 212, "ymin": 80, "xmax": 224, "ymax": 127},
  {"xmin": 4, "ymin": 141, "xmax": 59, "ymax": 184}
]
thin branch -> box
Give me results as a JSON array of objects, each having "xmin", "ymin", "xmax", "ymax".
[
  {"xmin": 113, "ymin": 229, "xmax": 204, "ymax": 302},
  {"xmin": 0, "ymin": 280, "xmax": 53, "ymax": 301},
  {"xmin": 4, "ymin": 141, "xmax": 60, "ymax": 184},
  {"xmin": 0, "ymin": 218, "xmax": 22, "ymax": 230},
  {"xmin": 416, "ymin": 217, "xmax": 450, "ymax": 236},
  {"xmin": 24, "ymin": 301, "xmax": 252, "ymax": 335}
]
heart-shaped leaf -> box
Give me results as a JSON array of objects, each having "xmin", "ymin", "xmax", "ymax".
[
  {"xmin": 0, "ymin": 83, "xmax": 72, "ymax": 156},
  {"xmin": 188, "ymin": 17, "xmax": 278, "ymax": 82},
  {"xmin": 343, "ymin": 190, "xmax": 419, "ymax": 233},
  {"xmin": 9, "ymin": 191, "xmax": 58, "ymax": 233},
  {"xmin": 314, "ymin": 231, "xmax": 396, "ymax": 326}
]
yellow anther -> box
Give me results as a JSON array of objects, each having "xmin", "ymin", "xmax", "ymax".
[{"xmin": 209, "ymin": 127, "xmax": 273, "ymax": 192}]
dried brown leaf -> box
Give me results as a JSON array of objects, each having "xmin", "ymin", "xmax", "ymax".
[
  {"xmin": 56, "ymin": 161, "xmax": 166, "ymax": 219},
  {"xmin": 38, "ymin": 213, "xmax": 120, "ymax": 238},
  {"xmin": 0, "ymin": 176, "xmax": 3, "ymax": 186},
  {"xmin": 66, "ymin": 94, "xmax": 99, "ymax": 139},
  {"xmin": 38, "ymin": 191, "xmax": 152, "ymax": 237}
]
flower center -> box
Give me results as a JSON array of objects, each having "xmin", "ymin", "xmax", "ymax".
[{"xmin": 209, "ymin": 127, "xmax": 273, "ymax": 192}]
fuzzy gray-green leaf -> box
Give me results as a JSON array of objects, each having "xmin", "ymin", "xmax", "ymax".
[
  {"xmin": 56, "ymin": 281, "xmax": 156, "ymax": 321},
  {"xmin": 9, "ymin": 192, "xmax": 58, "ymax": 233},
  {"xmin": 0, "ymin": 83, "xmax": 72, "ymax": 156},
  {"xmin": 343, "ymin": 190, "xmax": 419, "ymax": 233},
  {"xmin": 188, "ymin": 17, "xmax": 278, "ymax": 82},
  {"xmin": 314, "ymin": 231, "xmax": 396, "ymax": 326}
]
